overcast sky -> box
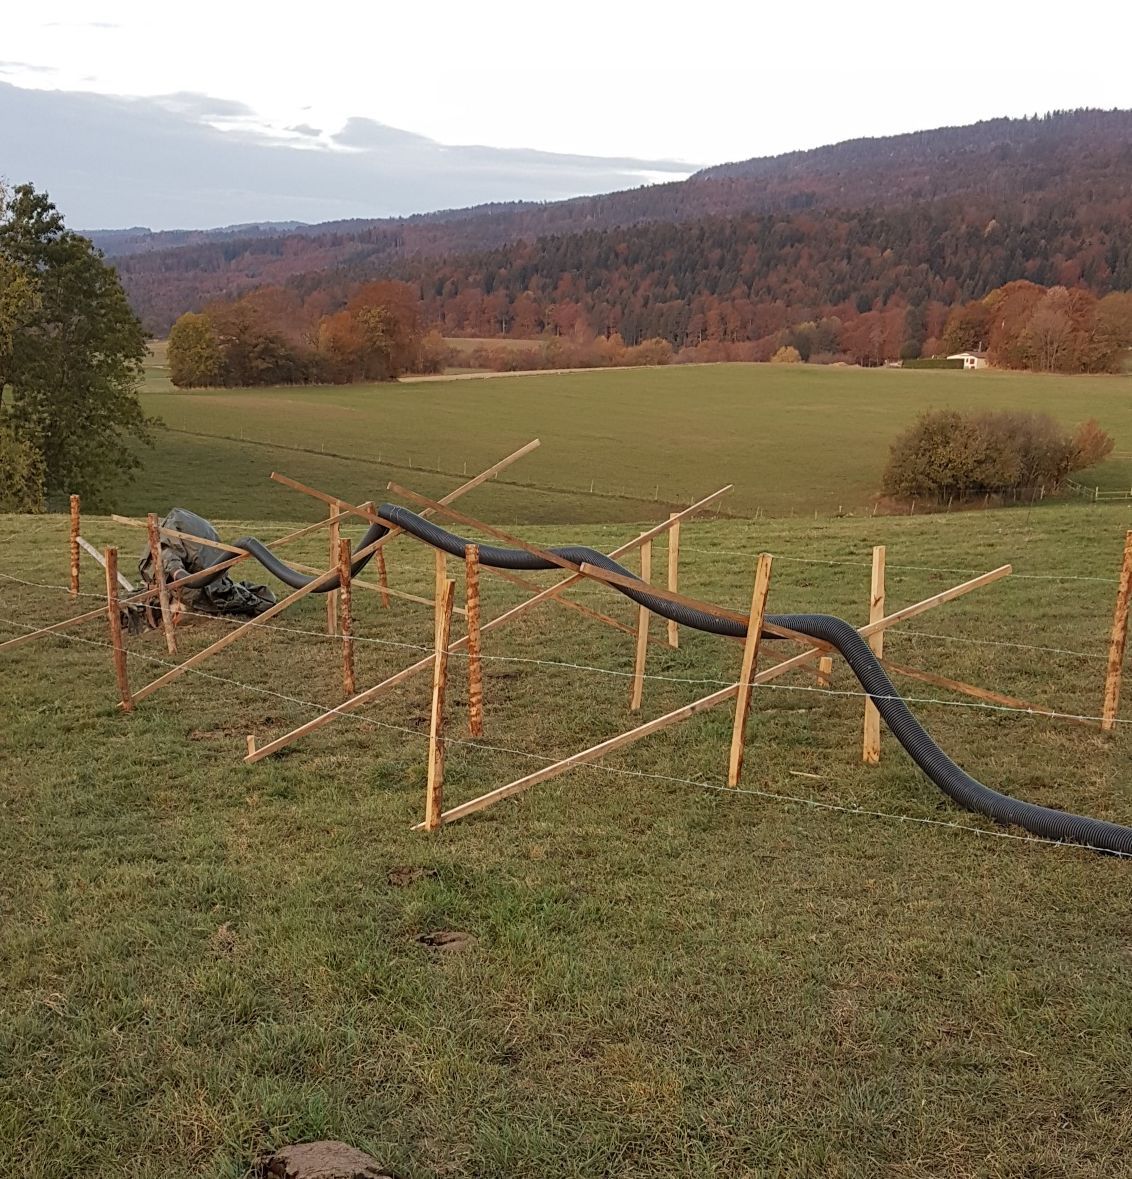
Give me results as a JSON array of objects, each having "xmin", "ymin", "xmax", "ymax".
[{"xmin": 3, "ymin": 1, "xmax": 1131, "ymax": 226}]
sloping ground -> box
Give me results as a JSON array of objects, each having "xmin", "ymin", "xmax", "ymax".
[{"xmin": 1, "ymin": 504, "xmax": 1130, "ymax": 1176}]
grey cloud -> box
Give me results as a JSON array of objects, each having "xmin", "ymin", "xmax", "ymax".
[
  {"xmin": 286, "ymin": 123, "xmax": 323, "ymax": 137},
  {"xmin": 0, "ymin": 81, "xmax": 696, "ymax": 230}
]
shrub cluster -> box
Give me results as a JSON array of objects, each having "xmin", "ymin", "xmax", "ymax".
[{"xmin": 882, "ymin": 410, "xmax": 1114, "ymax": 503}]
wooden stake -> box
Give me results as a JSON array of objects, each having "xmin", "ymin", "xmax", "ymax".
[
  {"xmin": 415, "ymin": 565, "xmax": 1012, "ymax": 829},
  {"xmin": 338, "ymin": 537, "xmax": 355, "ymax": 696},
  {"xmin": 817, "ymin": 655, "xmax": 833, "ymax": 688},
  {"xmin": 69, "ymin": 494, "xmax": 80, "ymax": 598},
  {"xmin": 326, "ymin": 501, "xmax": 340, "ymax": 636},
  {"xmin": 727, "ymin": 553, "xmax": 773, "ymax": 787},
  {"xmin": 146, "ymin": 513, "xmax": 178, "ymax": 655},
  {"xmin": 666, "ymin": 516, "xmax": 680, "ymax": 649},
  {"xmin": 425, "ymin": 578, "xmax": 456, "ymax": 830},
  {"xmin": 863, "ymin": 545, "xmax": 885, "ymax": 765},
  {"xmin": 376, "ymin": 548, "xmax": 391, "ymax": 608},
  {"xmin": 434, "ymin": 548, "xmax": 447, "ymax": 641},
  {"xmin": 104, "ymin": 547, "xmax": 133, "ymax": 712},
  {"xmin": 630, "ymin": 540, "xmax": 652, "ymax": 711},
  {"xmin": 465, "ymin": 544, "xmax": 484, "ymax": 738},
  {"xmin": 1102, "ymin": 530, "xmax": 1132, "ymax": 733}
]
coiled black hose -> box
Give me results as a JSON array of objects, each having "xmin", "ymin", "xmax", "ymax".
[{"xmin": 189, "ymin": 504, "xmax": 1131, "ymax": 854}]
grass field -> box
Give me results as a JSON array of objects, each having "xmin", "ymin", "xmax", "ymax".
[
  {"xmin": 133, "ymin": 364, "xmax": 1132, "ymax": 524},
  {"xmin": 3, "ymin": 494, "xmax": 1132, "ymax": 1176}
]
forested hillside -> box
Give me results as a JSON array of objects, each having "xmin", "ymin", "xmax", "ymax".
[{"xmin": 113, "ymin": 109, "xmax": 1132, "ymax": 341}]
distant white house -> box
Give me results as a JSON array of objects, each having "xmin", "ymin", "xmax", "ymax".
[{"xmin": 947, "ymin": 350, "xmax": 989, "ymax": 370}]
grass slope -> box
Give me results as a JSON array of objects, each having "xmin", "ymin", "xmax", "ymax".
[
  {"xmin": 3, "ymin": 502, "xmax": 1132, "ymax": 1177},
  {"xmin": 134, "ymin": 365, "xmax": 1132, "ymax": 524}
]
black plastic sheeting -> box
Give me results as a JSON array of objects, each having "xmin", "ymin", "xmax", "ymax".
[{"xmin": 184, "ymin": 503, "xmax": 1131, "ymax": 855}]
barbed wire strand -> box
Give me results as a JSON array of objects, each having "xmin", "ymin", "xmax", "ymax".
[{"xmin": 0, "ymin": 609, "xmax": 1124, "ymax": 860}]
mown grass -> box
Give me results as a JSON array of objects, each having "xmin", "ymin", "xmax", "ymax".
[
  {"xmin": 3, "ymin": 501, "xmax": 1132, "ymax": 1177},
  {"xmin": 134, "ymin": 364, "xmax": 1132, "ymax": 523}
]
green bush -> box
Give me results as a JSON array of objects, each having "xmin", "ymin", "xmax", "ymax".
[
  {"xmin": 0, "ymin": 422, "xmax": 45, "ymax": 512},
  {"xmin": 882, "ymin": 409, "xmax": 1114, "ymax": 503}
]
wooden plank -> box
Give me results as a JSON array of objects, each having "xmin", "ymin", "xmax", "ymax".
[
  {"xmin": 424, "ymin": 578, "xmax": 456, "ymax": 831},
  {"xmin": 104, "ymin": 547, "xmax": 133, "ymax": 712},
  {"xmin": 465, "ymin": 544, "xmax": 484, "ymax": 738},
  {"xmin": 147, "ymin": 513, "xmax": 178, "ymax": 655},
  {"xmin": 338, "ymin": 537, "xmax": 355, "ymax": 696},
  {"xmin": 630, "ymin": 541, "xmax": 652, "ymax": 712},
  {"xmin": 667, "ymin": 516, "xmax": 680, "ymax": 649},
  {"xmin": 69, "ymin": 494, "xmax": 80, "ymax": 598},
  {"xmin": 111, "ymin": 515, "xmax": 252, "ymax": 557},
  {"xmin": 77, "ymin": 536, "xmax": 135, "ymax": 592},
  {"xmin": 863, "ymin": 545, "xmax": 885, "ymax": 766},
  {"xmin": 416, "ymin": 566, "xmax": 1013, "ymax": 828},
  {"xmin": 245, "ymin": 487, "xmax": 732, "ymax": 762},
  {"xmin": 327, "ymin": 502, "xmax": 341, "ymax": 637},
  {"xmin": 1102, "ymin": 529, "xmax": 1132, "ymax": 733},
  {"xmin": 817, "ymin": 655, "xmax": 833, "ymax": 688},
  {"xmin": 880, "ymin": 658, "xmax": 1095, "ymax": 727},
  {"xmin": 727, "ymin": 553, "xmax": 773, "ymax": 787}
]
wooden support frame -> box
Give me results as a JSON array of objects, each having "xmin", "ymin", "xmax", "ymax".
[
  {"xmin": 104, "ymin": 547, "xmax": 133, "ymax": 712},
  {"xmin": 465, "ymin": 544, "xmax": 484, "ymax": 738},
  {"xmin": 338, "ymin": 537, "xmax": 355, "ymax": 696},
  {"xmin": 630, "ymin": 541, "xmax": 652, "ymax": 712},
  {"xmin": 728, "ymin": 553, "xmax": 773, "ymax": 787},
  {"xmin": 146, "ymin": 513, "xmax": 178, "ymax": 655},
  {"xmin": 863, "ymin": 545, "xmax": 885, "ymax": 765},
  {"xmin": 1102, "ymin": 529, "xmax": 1132, "ymax": 733},
  {"xmin": 245, "ymin": 487, "xmax": 731, "ymax": 762},
  {"xmin": 69, "ymin": 494, "xmax": 80, "ymax": 598},
  {"xmin": 667, "ymin": 515, "xmax": 680, "ymax": 649},
  {"xmin": 415, "ymin": 563, "xmax": 1012, "ymax": 828},
  {"xmin": 424, "ymin": 578, "xmax": 456, "ymax": 831}
]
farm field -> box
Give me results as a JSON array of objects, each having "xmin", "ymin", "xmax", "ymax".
[
  {"xmin": 133, "ymin": 363, "xmax": 1132, "ymax": 525},
  {"xmin": 2, "ymin": 498, "xmax": 1132, "ymax": 1177}
]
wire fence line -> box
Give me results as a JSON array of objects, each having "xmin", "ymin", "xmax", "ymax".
[
  {"xmin": 0, "ymin": 566, "xmax": 1125, "ymax": 730},
  {"xmin": 0, "ymin": 606, "xmax": 1124, "ymax": 861}
]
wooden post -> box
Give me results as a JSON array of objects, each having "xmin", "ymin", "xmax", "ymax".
[
  {"xmin": 69, "ymin": 494, "xmax": 80, "ymax": 598},
  {"xmin": 375, "ymin": 548, "xmax": 391, "ymax": 608},
  {"xmin": 465, "ymin": 544, "xmax": 484, "ymax": 738},
  {"xmin": 727, "ymin": 553, "xmax": 773, "ymax": 787},
  {"xmin": 104, "ymin": 547, "xmax": 133, "ymax": 712},
  {"xmin": 338, "ymin": 537, "xmax": 355, "ymax": 696},
  {"xmin": 863, "ymin": 545, "xmax": 886, "ymax": 765},
  {"xmin": 817, "ymin": 655, "xmax": 833, "ymax": 688},
  {"xmin": 425, "ymin": 578, "xmax": 456, "ymax": 831},
  {"xmin": 146, "ymin": 513, "xmax": 178, "ymax": 655},
  {"xmin": 666, "ymin": 516, "xmax": 681, "ymax": 649},
  {"xmin": 434, "ymin": 548, "xmax": 447, "ymax": 639},
  {"xmin": 630, "ymin": 540, "xmax": 652, "ymax": 711},
  {"xmin": 1102, "ymin": 530, "xmax": 1132, "ymax": 733},
  {"xmin": 326, "ymin": 501, "xmax": 340, "ymax": 636}
]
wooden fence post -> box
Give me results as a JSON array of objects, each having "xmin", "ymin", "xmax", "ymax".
[
  {"xmin": 424, "ymin": 578, "xmax": 456, "ymax": 831},
  {"xmin": 326, "ymin": 501, "xmax": 340, "ymax": 636},
  {"xmin": 630, "ymin": 540, "xmax": 652, "ymax": 712},
  {"xmin": 69, "ymin": 494, "xmax": 81, "ymax": 598},
  {"xmin": 728, "ymin": 553, "xmax": 773, "ymax": 787},
  {"xmin": 434, "ymin": 549, "xmax": 447, "ymax": 639},
  {"xmin": 146, "ymin": 512, "xmax": 178, "ymax": 655},
  {"xmin": 465, "ymin": 544, "xmax": 484, "ymax": 738},
  {"xmin": 863, "ymin": 545, "xmax": 886, "ymax": 765},
  {"xmin": 817, "ymin": 655, "xmax": 833, "ymax": 688},
  {"xmin": 1102, "ymin": 530, "xmax": 1132, "ymax": 733},
  {"xmin": 375, "ymin": 549, "xmax": 391, "ymax": 608},
  {"xmin": 104, "ymin": 547, "xmax": 133, "ymax": 712},
  {"xmin": 338, "ymin": 537, "xmax": 355, "ymax": 696},
  {"xmin": 666, "ymin": 515, "xmax": 681, "ymax": 649}
]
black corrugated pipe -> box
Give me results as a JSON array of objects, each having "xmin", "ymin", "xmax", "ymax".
[{"xmin": 185, "ymin": 503, "xmax": 1131, "ymax": 855}]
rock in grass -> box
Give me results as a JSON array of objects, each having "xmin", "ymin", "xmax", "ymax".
[{"xmin": 257, "ymin": 1139, "xmax": 397, "ymax": 1178}]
